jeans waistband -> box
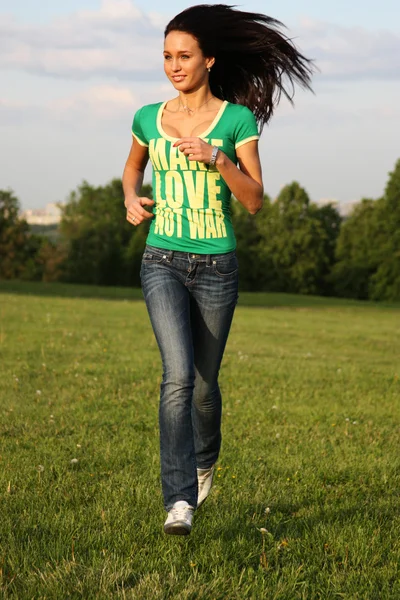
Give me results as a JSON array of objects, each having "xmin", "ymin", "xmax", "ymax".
[{"xmin": 145, "ymin": 244, "xmax": 236, "ymax": 265}]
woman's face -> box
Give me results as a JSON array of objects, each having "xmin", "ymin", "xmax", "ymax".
[{"xmin": 163, "ymin": 31, "xmax": 214, "ymax": 93}]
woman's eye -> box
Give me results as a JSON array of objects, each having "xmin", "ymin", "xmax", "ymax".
[
  {"xmin": 181, "ymin": 55, "xmax": 190, "ymax": 59},
  {"xmin": 164, "ymin": 55, "xmax": 172, "ymax": 60}
]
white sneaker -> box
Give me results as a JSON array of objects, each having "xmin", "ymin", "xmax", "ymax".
[
  {"xmin": 197, "ymin": 465, "xmax": 215, "ymax": 508},
  {"xmin": 164, "ymin": 501, "xmax": 194, "ymax": 535}
]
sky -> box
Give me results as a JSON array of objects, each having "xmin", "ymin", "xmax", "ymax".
[{"xmin": 1, "ymin": 0, "xmax": 399, "ymax": 210}]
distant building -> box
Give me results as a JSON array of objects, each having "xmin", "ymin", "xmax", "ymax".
[
  {"xmin": 315, "ymin": 198, "xmax": 340, "ymax": 209},
  {"xmin": 337, "ymin": 200, "xmax": 361, "ymax": 217},
  {"xmin": 315, "ymin": 198, "xmax": 360, "ymax": 218},
  {"xmin": 20, "ymin": 203, "xmax": 63, "ymax": 225}
]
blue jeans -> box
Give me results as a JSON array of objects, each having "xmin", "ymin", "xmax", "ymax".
[{"xmin": 140, "ymin": 244, "xmax": 239, "ymax": 511}]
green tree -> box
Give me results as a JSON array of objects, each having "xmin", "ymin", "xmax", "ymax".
[
  {"xmin": 123, "ymin": 185, "xmax": 153, "ymax": 287},
  {"xmin": 256, "ymin": 182, "xmax": 340, "ymax": 295},
  {"xmin": 314, "ymin": 202, "xmax": 342, "ymax": 294},
  {"xmin": 28, "ymin": 238, "xmax": 67, "ymax": 282},
  {"xmin": 331, "ymin": 199, "xmax": 383, "ymax": 299},
  {"xmin": 369, "ymin": 159, "xmax": 400, "ymax": 300},
  {"xmin": 231, "ymin": 195, "xmax": 275, "ymax": 291},
  {"xmin": 0, "ymin": 189, "xmax": 38, "ymax": 279},
  {"xmin": 59, "ymin": 180, "xmax": 153, "ymax": 286}
]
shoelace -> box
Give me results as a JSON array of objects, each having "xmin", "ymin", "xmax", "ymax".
[{"xmin": 171, "ymin": 505, "xmax": 191, "ymax": 521}]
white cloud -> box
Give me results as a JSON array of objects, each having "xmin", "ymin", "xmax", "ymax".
[
  {"xmin": 0, "ymin": 97, "xmax": 48, "ymax": 126},
  {"xmin": 0, "ymin": 81, "xmax": 172, "ymax": 126},
  {"xmin": 272, "ymin": 100, "xmax": 400, "ymax": 130},
  {"xmin": 0, "ymin": 85, "xmax": 139, "ymax": 127},
  {"xmin": 93, "ymin": 0, "xmax": 142, "ymax": 20},
  {"xmin": 298, "ymin": 18, "xmax": 400, "ymax": 81},
  {"xmin": 0, "ymin": 0, "xmax": 164, "ymax": 80},
  {"xmin": 52, "ymin": 85, "xmax": 138, "ymax": 118},
  {"xmin": 1, "ymin": 3, "xmax": 399, "ymax": 82}
]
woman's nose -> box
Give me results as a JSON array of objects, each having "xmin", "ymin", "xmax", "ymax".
[{"xmin": 171, "ymin": 59, "xmax": 181, "ymax": 72}]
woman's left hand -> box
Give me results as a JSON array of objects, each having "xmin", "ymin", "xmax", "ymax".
[{"xmin": 173, "ymin": 137, "xmax": 215, "ymax": 164}]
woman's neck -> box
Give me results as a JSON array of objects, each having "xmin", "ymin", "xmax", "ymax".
[{"xmin": 178, "ymin": 88, "xmax": 214, "ymax": 112}]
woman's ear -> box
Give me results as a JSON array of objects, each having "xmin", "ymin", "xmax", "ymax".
[{"xmin": 206, "ymin": 57, "xmax": 216, "ymax": 70}]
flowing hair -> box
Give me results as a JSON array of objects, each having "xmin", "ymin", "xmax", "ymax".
[{"xmin": 165, "ymin": 4, "xmax": 315, "ymax": 128}]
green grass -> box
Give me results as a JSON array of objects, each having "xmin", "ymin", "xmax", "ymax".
[
  {"xmin": 0, "ymin": 282, "xmax": 399, "ymax": 599},
  {"xmin": 1, "ymin": 280, "xmax": 399, "ymax": 309}
]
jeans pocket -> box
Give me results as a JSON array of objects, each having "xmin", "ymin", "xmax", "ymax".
[
  {"xmin": 142, "ymin": 251, "xmax": 166, "ymax": 264},
  {"xmin": 212, "ymin": 253, "xmax": 238, "ymax": 278}
]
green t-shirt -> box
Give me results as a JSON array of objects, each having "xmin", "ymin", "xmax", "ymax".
[{"xmin": 131, "ymin": 101, "xmax": 259, "ymax": 254}]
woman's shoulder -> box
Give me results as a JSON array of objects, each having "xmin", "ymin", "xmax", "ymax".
[
  {"xmin": 222, "ymin": 103, "xmax": 258, "ymax": 133},
  {"xmin": 135, "ymin": 101, "xmax": 164, "ymax": 115},
  {"xmin": 225, "ymin": 102, "xmax": 255, "ymax": 117},
  {"xmin": 224, "ymin": 102, "xmax": 257, "ymax": 128}
]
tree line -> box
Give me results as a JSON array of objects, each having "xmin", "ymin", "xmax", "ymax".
[{"xmin": 1, "ymin": 158, "xmax": 399, "ymax": 301}]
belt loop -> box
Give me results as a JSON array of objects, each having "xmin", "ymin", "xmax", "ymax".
[
  {"xmin": 206, "ymin": 254, "xmax": 212, "ymax": 267},
  {"xmin": 167, "ymin": 250, "xmax": 174, "ymax": 263}
]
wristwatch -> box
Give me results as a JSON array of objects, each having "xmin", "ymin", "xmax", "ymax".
[{"xmin": 209, "ymin": 146, "xmax": 219, "ymax": 167}]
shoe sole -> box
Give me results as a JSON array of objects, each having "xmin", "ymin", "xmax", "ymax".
[{"xmin": 164, "ymin": 523, "xmax": 191, "ymax": 536}]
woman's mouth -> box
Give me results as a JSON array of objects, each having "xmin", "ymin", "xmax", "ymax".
[{"xmin": 172, "ymin": 75, "xmax": 186, "ymax": 82}]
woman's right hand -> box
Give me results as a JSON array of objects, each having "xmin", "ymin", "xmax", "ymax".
[{"xmin": 125, "ymin": 196, "xmax": 155, "ymax": 227}]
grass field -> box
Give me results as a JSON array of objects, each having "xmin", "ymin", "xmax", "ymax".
[{"xmin": 0, "ymin": 281, "xmax": 399, "ymax": 599}]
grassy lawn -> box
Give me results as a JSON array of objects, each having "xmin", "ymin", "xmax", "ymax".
[{"xmin": 0, "ymin": 282, "xmax": 399, "ymax": 599}]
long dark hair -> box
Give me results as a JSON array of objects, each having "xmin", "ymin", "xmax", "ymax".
[{"xmin": 165, "ymin": 4, "xmax": 314, "ymax": 128}]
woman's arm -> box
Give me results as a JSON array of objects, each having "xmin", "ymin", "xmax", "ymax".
[
  {"xmin": 122, "ymin": 139, "xmax": 155, "ymax": 226},
  {"xmin": 217, "ymin": 141, "xmax": 263, "ymax": 215},
  {"xmin": 173, "ymin": 137, "xmax": 263, "ymax": 215}
]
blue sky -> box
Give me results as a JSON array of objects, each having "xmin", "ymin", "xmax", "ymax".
[
  {"xmin": 2, "ymin": 0, "xmax": 400, "ymax": 28},
  {"xmin": 1, "ymin": 0, "xmax": 399, "ymax": 210}
]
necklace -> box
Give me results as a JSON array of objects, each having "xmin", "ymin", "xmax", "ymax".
[{"xmin": 178, "ymin": 96, "xmax": 214, "ymax": 115}]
